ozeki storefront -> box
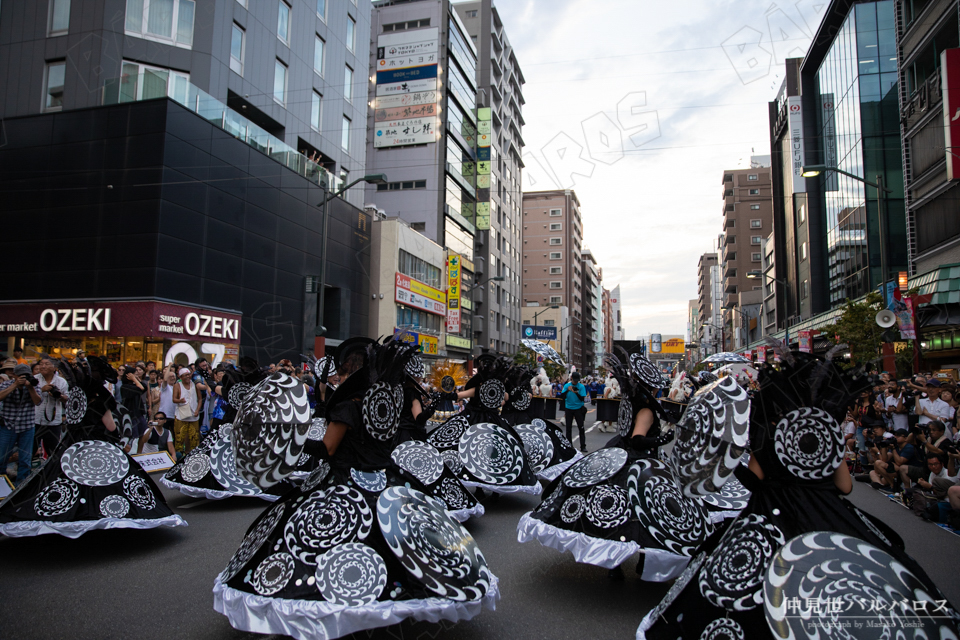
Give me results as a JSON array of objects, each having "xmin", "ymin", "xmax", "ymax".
[{"xmin": 0, "ymin": 300, "xmax": 242, "ymax": 368}]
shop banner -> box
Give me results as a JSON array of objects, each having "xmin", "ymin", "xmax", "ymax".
[
  {"xmin": 522, "ymin": 326, "xmax": 557, "ymax": 340},
  {"xmin": 374, "ymin": 91, "xmax": 438, "ymax": 110},
  {"xmin": 798, "ymin": 330, "xmax": 818, "ymax": 353},
  {"xmin": 395, "ymin": 273, "xmax": 446, "ymax": 316},
  {"xmin": 375, "ymin": 104, "xmax": 438, "ymax": 122},
  {"xmin": 447, "ymin": 255, "xmax": 462, "ymax": 334},
  {"xmin": 394, "ymin": 328, "xmax": 439, "ymax": 356},
  {"xmin": 756, "ymin": 348, "xmax": 767, "ymax": 364},
  {"xmin": 132, "ymin": 452, "xmax": 175, "ymax": 473}
]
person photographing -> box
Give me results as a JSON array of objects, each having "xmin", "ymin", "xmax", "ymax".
[{"xmin": 561, "ymin": 371, "xmax": 589, "ymax": 454}]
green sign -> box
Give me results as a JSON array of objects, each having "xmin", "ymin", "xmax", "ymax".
[{"xmin": 446, "ymin": 335, "xmax": 472, "ymax": 349}]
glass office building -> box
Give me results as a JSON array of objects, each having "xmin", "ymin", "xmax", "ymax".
[{"xmin": 814, "ymin": 1, "xmax": 906, "ymax": 305}]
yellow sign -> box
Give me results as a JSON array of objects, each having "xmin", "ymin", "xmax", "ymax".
[
  {"xmin": 661, "ymin": 338, "xmax": 686, "ymax": 354},
  {"xmin": 419, "ymin": 335, "xmax": 439, "ymax": 355},
  {"xmin": 395, "ymin": 273, "xmax": 445, "ymax": 303}
]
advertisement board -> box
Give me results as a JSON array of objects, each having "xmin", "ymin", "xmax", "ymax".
[
  {"xmin": 394, "ymin": 329, "xmax": 440, "ymax": 356},
  {"xmin": 395, "ymin": 273, "xmax": 446, "ymax": 316},
  {"xmin": 446, "ymin": 255, "xmax": 462, "ymax": 334},
  {"xmin": 374, "ymin": 118, "xmax": 439, "ymax": 148},
  {"xmin": 787, "ymin": 96, "xmax": 806, "ymax": 193},
  {"xmin": 522, "ymin": 326, "xmax": 558, "ymax": 341},
  {"xmin": 374, "ymin": 91, "xmax": 438, "ymax": 110},
  {"xmin": 375, "ymin": 104, "xmax": 438, "ymax": 122},
  {"xmin": 376, "ymin": 78, "xmax": 438, "ymax": 97},
  {"xmin": 661, "ymin": 338, "xmax": 685, "ymax": 354}
]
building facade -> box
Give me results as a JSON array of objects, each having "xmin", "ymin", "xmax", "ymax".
[
  {"xmin": 580, "ymin": 248, "xmax": 601, "ymax": 371},
  {"xmin": 696, "ymin": 252, "xmax": 718, "ymax": 354},
  {"xmin": 521, "ymin": 189, "xmax": 585, "ymax": 364}
]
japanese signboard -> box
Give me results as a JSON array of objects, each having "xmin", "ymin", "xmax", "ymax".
[
  {"xmin": 446, "ymin": 255, "xmax": 462, "ymax": 334},
  {"xmin": 394, "ymin": 328, "xmax": 440, "ymax": 356},
  {"xmin": 374, "ymin": 117, "xmax": 439, "ymax": 148},
  {"xmin": 375, "ymin": 103, "xmax": 438, "ymax": 122},
  {"xmin": 374, "ymin": 91, "xmax": 438, "ymax": 110},
  {"xmin": 522, "ymin": 325, "xmax": 558, "ymax": 340},
  {"xmin": 787, "ymin": 96, "xmax": 806, "ymax": 193},
  {"xmin": 395, "ymin": 273, "xmax": 446, "ymax": 316},
  {"xmin": 821, "ymin": 94, "xmax": 838, "ymax": 191},
  {"xmin": 375, "ymin": 27, "xmax": 441, "ymax": 148}
]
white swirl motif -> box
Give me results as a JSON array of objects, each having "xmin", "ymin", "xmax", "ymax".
[
  {"xmin": 210, "ymin": 425, "xmax": 260, "ymax": 495},
  {"xmin": 560, "ymin": 494, "xmax": 586, "ymax": 523},
  {"xmin": 563, "ymin": 448, "xmax": 628, "ymax": 489},
  {"xmin": 99, "ymin": 495, "xmax": 130, "ymax": 518},
  {"xmin": 700, "ymin": 618, "xmax": 745, "ymax": 640},
  {"xmin": 773, "ymin": 407, "xmax": 843, "ymax": 481},
  {"xmin": 251, "ymin": 552, "xmax": 295, "ymax": 596},
  {"xmin": 458, "ymin": 423, "xmax": 525, "ymax": 485},
  {"xmin": 377, "ymin": 486, "xmax": 492, "ymax": 601},
  {"xmin": 427, "ymin": 415, "xmax": 469, "ymax": 451},
  {"xmin": 64, "ymin": 389, "xmax": 88, "ymax": 425},
  {"xmin": 534, "ymin": 481, "xmax": 567, "ymax": 517},
  {"xmin": 439, "ymin": 476, "xmax": 471, "ymax": 510},
  {"xmin": 513, "ymin": 423, "xmax": 554, "ymax": 473},
  {"xmin": 478, "ymin": 379, "xmax": 506, "ymax": 410},
  {"xmin": 628, "ymin": 459, "xmax": 712, "ymax": 556},
  {"xmin": 698, "ymin": 513, "xmax": 784, "ymax": 610},
  {"xmin": 350, "ymin": 468, "xmax": 387, "ymax": 493},
  {"xmin": 511, "ymin": 388, "xmax": 531, "ymax": 411},
  {"xmin": 180, "ymin": 452, "xmax": 211, "ymax": 483},
  {"xmin": 701, "ymin": 476, "xmax": 752, "ymax": 512},
  {"xmin": 362, "ymin": 382, "xmax": 401, "ymax": 442},
  {"xmin": 283, "ymin": 485, "xmax": 372, "ymax": 565},
  {"xmin": 629, "ymin": 353, "xmax": 668, "ymax": 388},
  {"xmin": 440, "ymin": 449, "xmax": 463, "ymax": 475},
  {"xmin": 585, "ymin": 484, "xmax": 629, "ymax": 529},
  {"xmin": 301, "ymin": 461, "xmax": 330, "ymax": 493},
  {"xmin": 123, "ymin": 475, "xmax": 157, "ymax": 510},
  {"xmin": 34, "ymin": 478, "xmax": 79, "ymax": 517},
  {"xmin": 405, "ymin": 355, "xmax": 425, "ymax": 379},
  {"xmin": 220, "ymin": 501, "xmax": 286, "ymax": 582},
  {"xmin": 392, "ymin": 441, "xmax": 444, "ymax": 486},
  {"xmin": 227, "ymin": 382, "xmax": 252, "ymax": 409},
  {"xmin": 306, "ymin": 418, "xmax": 327, "ymax": 442},
  {"xmin": 61, "ymin": 440, "xmax": 130, "ymax": 487},
  {"xmin": 617, "ymin": 398, "xmax": 634, "ymax": 437},
  {"xmin": 315, "ymin": 543, "xmax": 388, "ymax": 606}
]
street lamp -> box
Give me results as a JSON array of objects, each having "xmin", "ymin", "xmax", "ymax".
[
  {"xmin": 313, "ymin": 174, "xmax": 388, "ymax": 343},
  {"xmin": 746, "ymin": 269, "xmax": 790, "ymax": 347},
  {"xmin": 531, "ymin": 304, "xmax": 559, "ymax": 326},
  {"xmin": 801, "ymin": 164, "xmax": 893, "ymax": 296},
  {"xmin": 466, "ymin": 275, "xmax": 505, "ymax": 293},
  {"xmin": 559, "ymin": 318, "xmax": 580, "ymax": 363},
  {"xmin": 700, "ymin": 321, "xmax": 723, "ymax": 356}
]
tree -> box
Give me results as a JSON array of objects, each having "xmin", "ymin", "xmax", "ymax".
[
  {"xmin": 513, "ymin": 346, "xmax": 566, "ymax": 381},
  {"xmin": 820, "ymin": 292, "xmax": 884, "ymax": 369}
]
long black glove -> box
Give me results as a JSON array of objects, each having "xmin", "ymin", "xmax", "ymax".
[
  {"xmin": 655, "ymin": 429, "xmax": 675, "ymax": 446},
  {"xmin": 415, "ymin": 405, "xmax": 437, "ymax": 428},
  {"xmin": 630, "ymin": 434, "xmax": 660, "ymax": 451},
  {"xmin": 303, "ymin": 439, "xmax": 330, "ymax": 460}
]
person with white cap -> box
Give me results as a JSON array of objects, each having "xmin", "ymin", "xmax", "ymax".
[{"xmin": 172, "ymin": 366, "xmax": 201, "ymax": 459}]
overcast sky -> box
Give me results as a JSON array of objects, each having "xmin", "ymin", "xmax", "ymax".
[{"xmin": 493, "ymin": 0, "xmax": 828, "ymax": 340}]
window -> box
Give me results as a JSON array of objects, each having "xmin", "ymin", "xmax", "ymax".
[
  {"xmin": 341, "ymin": 116, "xmax": 350, "ymax": 150},
  {"xmin": 395, "ymin": 306, "xmax": 442, "ymax": 333},
  {"xmin": 311, "ymin": 91, "xmax": 322, "ymax": 130},
  {"xmin": 117, "ymin": 60, "xmax": 189, "ymax": 102},
  {"xmin": 543, "ymin": 319, "xmax": 555, "ymax": 326},
  {"xmin": 800, "ymin": 242, "xmax": 807, "ymax": 261},
  {"xmin": 799, "ymin": 205, "xmax": 806, "ymax": 223},
  {"xmin": 236, "ymin": 0, "xmax": 246, "ymax": 6},
  {"xmin": 549, "ymin": 237, "xmax": 562, "ymax": 245},
  {"xmin": 751, "ymin": 252, "xmax": 762, "ymax": 261},
  {"xmin": 230, "ymin": 24, "xmax": 244, "ymax": 75},
  {"xmin": 748, "ymin": 188, "xmax": 759, "ymax": 195},
  {"xmin": 549, "ymin": 209, "xmax": 562, "ymax": 217},
  {"xmin": 750, "ymin": 204, "xmax": 760, "ymax": 210},
  {"xmin": 316, "ymin": 0, "xmax": 325, "ymax": 20},
  {"xmin": 549, "ymin": 252, "xmax": 561, "ymax": 260},
  {"xmin": 343, "ymin": 66, "xmax": 353, "ymax": 102},
  {"xmin": 549, "ymin": 281, "xmax": 562, "ymax": 289},
  {"xmin": 277, "ymin": 1, "xmax": 290, "ymax": 44},
  {"xmin": 125, "ymin": 0, "xmax": 195, "ymax": 47},
  {"xmin": 399, "ymin": 249, "xmax": 442, "ymax": 288},
  {"xmin": 273, "ymin": 60, "xmax": 287, "ymax": 104},
  {"xmin": 376, "ymin": 180, "xmax": 427, "ymax": 191},
  {"xmin": 314, "ymin": 36, "xmax": 325, "ymax": 76},
  {"xmin": 465, "ymin": 9, "xmax": 478, "ymax": 17},
  {"xmin": 346, "ymin": 15, "xmax": 356, "ymax": 51},
  {"xmin": 549, "ymin": 296, "xmax": 562, "ymax": 304},
  {"xmin": 750, "ymin": 219, "xmax": 762, "ymax": 229},
  {"xmin": 801, "ymin": 279, "xmax": 809, "ymax": 299},
  {"xmin": 748, "ymin": 174, "xmax": 758, "ymax": 181},
  {"xmin": 49, "ymin": 0, "xmax": 70, "ymax": 35},
  {"xmin": 382, "ymin": 18, "xmax": 431, "ymax": 32},
  {"xmin": 549, "ymin": 223, "xmax": 562, "ymax": 231},
  {"xmin": 549, "ymin": 267, "xmax": 562, "ymax": 275},
  {"xmin": 750, "ymin": 236, "xmax": 762, "ymax": 245},
  {"xmin": 44, "ymin": 61, "xmax": 65, "ymax": 111}
]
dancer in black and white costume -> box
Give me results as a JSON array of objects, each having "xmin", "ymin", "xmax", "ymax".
[
  {"xmin": 213, "ymin": 339, "xmax": 497, "ymax": 640},
  {"xmin": 0, "ymin": 357, "xmax": 186, "ymax": 538}
]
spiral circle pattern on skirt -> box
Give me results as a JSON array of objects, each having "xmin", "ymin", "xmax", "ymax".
[
  {"xmin": 535, "ymin": 481, "xmax": 567, "ymax": 518},
  {"xmin": 210, "ymin": 426, "xmax": 260, "ymax": 495},
  {"xmin": 764, "ymin": 532, "xmax": 960, "ymax": 639},
  {"xmin": 377, "ymin": 486, "xmax": 492, "ymax": 601},
  {"xmin": 628, "ymin": 459, "xmax": 711, "ymax": 556},
  {"xmin": 313, "ymin": 356, "xmax": 336, "ymax": 382},
  {"xmin": 700, "ymin": 476, "xmax": 751, "ymax": 512},
  {"xmin": 699, "ymin": 618, "xmax": 745, "ymax": 640},
  {"xmin": 585, "ymin": 484, "xmax": 630, "ymax": 529},
  {"xmin": 61, "ymin": 440, "xmax": 130, "ymax": 487},
  {"xmin": 221, "ymin": 501, "xmax": 286, "ymax": 582},
  {"xmin": 349, "ymin": 468, "xmax": 387, "ymax": 493},
  {"xmin": 773, "ymin": 407, "xmax": 843, "ymax": 481},
  {"xmin": 439, "ymin": 476, "xmax": 471, "ymax": 510},
  {"xmin": 123, "ymin": 475, "xmax": 157, "ymax": 510},
  {"xmin": 440, "ymin": 449, "xmax": 463, "ymax": 475},
  {"xmin": 478, "ymin": 379, "xmax": 506, "ymax": 410},
  {"xmin": 34, "ymin": 478, "xmax": 79, "ymax": 517},
  {"xmin": 698, "ymin": 513, "xmax": 785, "ymax": 610},
  {"xmin": 301, "ymin": 461, "xmax": 330, "ymax": 493},
  {"xmin": 99, "ymin": 495, "xmax": 130, "ymax": 518},
  {"xmin": 362, "ymin": 382, "xmax": 401, "ymax": 442},
  {"xmin": 513, "ymin": 423, "xmax": 554, "ymax": 473},
  {"xmin": 629, "ymin": 353, "xmax": 668, "ymax": 389},
  {"xmin": 392, "ymin": 441, "xmax": 444, "ymax": 486},
  {"xmin": 283, "ymin": 486, "xmax": 372, "ymax": 565},
  {"xmin": 511, "ymin": 388, "xmax": 531, "ymax": 411},
  {"xmin": 64, "ymin": 390, "xmax": 88, "ymax": 425},
  {"xmin": 405, "ymin": 355, "xmax": 425, "ymax": 379},
  {"xmin": 251, "ymin": 552, "xmax": 296, "ymax": 596},
  {"xmin": 560, "ymin": 494, "xmax": 586, "ymax": 523},
  {"xmin": 563, "ymin": 448, "xmax": 628, "ymax": 489},
  {"xmin": 427, "ymin": 415, "xmax": 469, "ymax": 451},
  {"xmin": 458, "ymin": 423, "xmax": 525, "ymax": 485},
  {"xmin": 617, "ymin": 398, "xmax": 634, "ymax": 437},
  {"xmin": 647, "ymin": 552, "xmax": 706, "ymax": 624},
  {"xmin": 180, "ymin": 453, "xmax": 211, "ymax": 483},
  {"xmin": 315, "ymin": 542, "xmax": 388, "ymax": 606},
  {"xmin": 306, "ymin": 418, "xmax": 327, "ymax": 442},
  {"xmin": 227, "ymin": 382, "xmax": 252, "ymax": 410}
]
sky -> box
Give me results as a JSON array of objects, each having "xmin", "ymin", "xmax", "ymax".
[{"xmin": 491, "ymin": 0, "xmax": 829, "ymax": 340}]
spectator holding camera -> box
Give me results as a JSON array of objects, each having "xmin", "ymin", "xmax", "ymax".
[
  {"xmin": 884, "ymin": 381, "xmax": 910, "ymax": 432},
  {"xmin": 908, "ymin": 453, "xmax": 957, "ymax": 502},
  {"xmin": 918, "ymin": 379, "xmax": 954, "ymax": 427},
  {"xmin": 138, "ymin": 412, "xmax": 176, "ymax": 459},
  {"xmin": 939, "ymin": 386, "xmax": 959, "ymax": 436},
  {"xmin": 870, "ymin": 428, "xmax": 922, "ymax": 490},
  {"xmin": 0, "ymin": 364, "xmax": 43, "ymax": 485},
  {"xmin": 34, "ymin": 356, "xmax": 69, "ymax": 457}
]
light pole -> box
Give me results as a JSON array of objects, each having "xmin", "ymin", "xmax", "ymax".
[
  {"xmin": 701, "ymin": 321, "xmax": 723, "ymax": 356},
  {"xmin": 466, "ymin": 275, "xmax": 504, "ymax": 355},
  {"xmin": 313, "ymin": 174, "xmax": 387, "ymax": 353},
  {"xmin": 559, "ymin": 318, "xmax": 580, "ymax": 364},
  {"xmin": 801, "ymin": 164, "xmax": 894, "ymax": 299},
  {"xmin": 531, "ymin": 304, "xmax": 559, "ymax": 327},
  {"xmin": 746, "ymin": 269, "xmax": 790, "ymax": 347}
]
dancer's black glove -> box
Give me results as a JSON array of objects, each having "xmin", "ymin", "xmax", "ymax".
[
  {"xmin": 303, "ymin": 439, "xmax": 330, "ymax": 461},
  {"xmin": 415, "ymin": 405, "xmax": 437, "ymax": 428},
  {"xmin": 630, "ymin": 435, "xmax": 659, "ymax": 451}
]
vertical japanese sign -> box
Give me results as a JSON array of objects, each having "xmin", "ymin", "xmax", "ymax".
[
  {"xmin": 798, "ymin": 330, "xmax": 818, "ymax": 353},
  {"xmin": 374, "ymin": 27, "xmax": 441, "ymax": 148},
  {"xmin": 446, "ymin": 254, "xmax": 462, "ymax": 334},
  {"xmin": 787, "ymin": 96, "xmax": 806, "ymax": 193},
  {"xmin": 821, "ymin": 94, "xmax": 837, "ymax": 191},
  {"xmin": 942, "ymin": 49, "xmax": 960, "ymax": 181},
  {"xmin": 475, "ymin": 107, "xmax": 492, "ymax": 230}
]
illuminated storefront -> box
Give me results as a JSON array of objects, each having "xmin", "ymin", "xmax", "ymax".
[{"xmin": 0, "ymin": 300, "xmax": 241, "ymax": 367}]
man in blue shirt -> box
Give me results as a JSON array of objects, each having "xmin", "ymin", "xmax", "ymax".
[
  {"xmin": 561, "ymin": 372, "xmax": 589, "ymax": 454},
  {"xmin": 870, "ymin": 428, "xmax": 923, "ymax": 490}
]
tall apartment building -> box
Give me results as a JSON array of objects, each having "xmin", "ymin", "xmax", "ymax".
[
  {"xmin": 364, "ymin": 0, "xmax": 479, "ymax": 361},
  {"xmin": 522, "ymin": 189, "xmax": 585, "ymax": 363},
  {"xmin": 454, "ymin": 0, "xmax": 525, "ymax": 357},
  {"xmin": 602, "ymin": 287, "xmax": 614, "ymax": 357},
  {"xmin": 719, "ymin": 161, "xmax": 774, "ymax": 351},
  {"xmin": 895, "ymin": 0, "xmax": 960, "ymax": 275},
  {"xmin": 581, "ymin": 248, "xmax": 601, "ymax": 371},
  {"xmin": 696, "ymin": 253, "xmax": 718, "ymax": 354},
  {"xmin": 0, "ymin": 0, "xmax": 375, "ymax": 364},
  {"xmin": 610, "ymin": 284, "xmax": 623, "ymax": 341}
]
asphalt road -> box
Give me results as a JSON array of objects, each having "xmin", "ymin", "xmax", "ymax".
[{"xmin": 2, "ymin": 407, "xmax": 959, "ymax": 640}]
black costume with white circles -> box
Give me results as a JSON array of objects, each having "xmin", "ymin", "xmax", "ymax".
[
  {"xmin": 180, "ymin": 454, "xmax": 211, "ymax": 483},
  {"xmin": 61, "ymin": 440, "xmax": 130, "ymax": 487},
  {"xmin": 391, "ymin": 441, "xmax": 444, "ymax": 485},
  {"xmin": 628, "ymin": 459, "xmax": 713, "ymax": 556},
  {"xmin": 34, "ymin": 479, "xmax": 80, "ymax": 517},
  {"xmin": 458, "ymin": 423, "xmax": 526, "ymax": 485},
  {"xmin": 700, "ymin": 618, "xmax": 745, "ymax": 640},
  {"xmin": 64, "ymin": 390, "xmax": 88, "ymax": 425},
  {"xmin": 585, "ymin": 484, "xmax": 629, "ymax": 529},
  {"xmin": 282, "ymin": 486, "xmax": 372, "ymax": 565},
  {"xmin": 438, "ymin": 476, "xmax": 471, "ymax": 511},
  {"xmin": 123, "ymin": 475, "xmax": 157, "ymax": 510},
  {"xmin": 477, "ymin": 379, "xmax": 506, "ymax": 411},
  {"xmin": 221, "ymin": 501, "xmax": 287, "ymax": 582},
  {"xmin": 251, "ymin": 552, "xmax": 296, "ymax": 597},
  {"xmin": 772, "ymin": 408, "xmax": 843, "ymax": 481},
  {"xmin": 315, "ymin": 542, "xmax": 388, "ymax": 606},
  {"xmin": 564, "ymin": 449, "xmax": 628, "ymax": 489},
  {"xmin": 560, "ymin": 494, "xmax": 586, "ymax": 523},
  {"xmin": 697, "ymin": 514, "xmax": 784, "ymax": 611},
  {"xmin": 99, "ymin": 495, "xmax": 130, "ymax": 518},
  {"xmin": 629, "ymin": 353, "xmax": 668, "ymax": 389},
  {"xmin": 513, "ymin": 423, "xmax": 554, "ymax": 473},
  {"xmin": 617, "ymin": 398, "xmax": 634, "ymax": 437},
  {"xmin": 227, "ymin": 382, "xmax": 252, "ymax": 410},
  {"xmin": 426, "ymin": 415, "xmax": 469, "ymax": 451},
  {"xmin": 350, "ymin": 468, "xmax": 387, "ymax": 493},
  {"xmin": 362, "ymin": 382, "xmax": 401, "ymax": 442}
]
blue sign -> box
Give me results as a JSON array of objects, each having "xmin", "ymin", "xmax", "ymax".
[
  {"xmin": 523, "ymin": 325, "xmax": 557, "ymax": 341},
  {"xmin": 476, "ymin": 147, "xmax": 491, "ymax": 161},
  {"xmin": 376, "ymin": 64, "xmax": 438, "ymax": 85}
]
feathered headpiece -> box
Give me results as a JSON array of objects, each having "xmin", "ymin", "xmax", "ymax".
[{"xmin": 427, "ymin": 360, "xmax": 468, "ymax": 391}]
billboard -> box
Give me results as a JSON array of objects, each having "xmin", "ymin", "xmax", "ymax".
[
  {"xmin": 374, "ymin": 91, "xmax": 438, "ymax": 110},
  {"xmin": 374, "ymin": 118, "xmax": 439, "ymax": 148},
  {"xmin": 787, "ymin": 96, "xmax": 806, "ymax": 193},
  {"xmin": 395, "ymin": 273, "xmax": 446, "ymax": 316},
  {"xmin": 446, "ymin": 254, "xmax": 462, "ymax": 334},
  {"xmin": 522, "ymin": 325, "xmax": 558, "ymax": 341},
  {"xmin": 375, "ymin": 27, "xmax": 441, "ymax": 148},
  {"xmin": 650, "ymin": 333, "xmax": 662, "ymax": 353},
  {"xmin": 661, "ymin": 337, "xmax": 685, "ymax": 354}
]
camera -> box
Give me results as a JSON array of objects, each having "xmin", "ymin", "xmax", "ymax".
[
  {"xmin": 19, "ymin": 374, "xmax": 38, "ymax": 387},
  {"xmin": 942, "ymin": 441, "xmax": 958, "ymax": 455},
  {"xmin": 49, "ymin": 387, "xmax": 62, "ymax": 398}
]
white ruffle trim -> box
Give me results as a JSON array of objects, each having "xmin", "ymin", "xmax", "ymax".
[
  {"xmin": 462, "ymin": 480, "xmax": 543, "ymax": 496},
  {"xmin": 0, "ymin": 514, "xmax": 188, "ymax": 539},
  {"xmin": 159, "ymin": 476, "xmax": 280, "ymax": 502},
  {"xmin": 448, "ymin": 502, "xmax": 485, "ymax": 522},
  {"xmin": 213, "ymin": 574, "xmax": 499, "ymax": 640},
  {"xmin": 516, "ymin": 512, "xmax": 690, "ymax": 581},
  {"xmin": 636, "ymin": 609, "xmax": 655, "ymax": 640},
  {"xmin": 537, "ymin": 451, "xmax": 584, "ymax": 483}
]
